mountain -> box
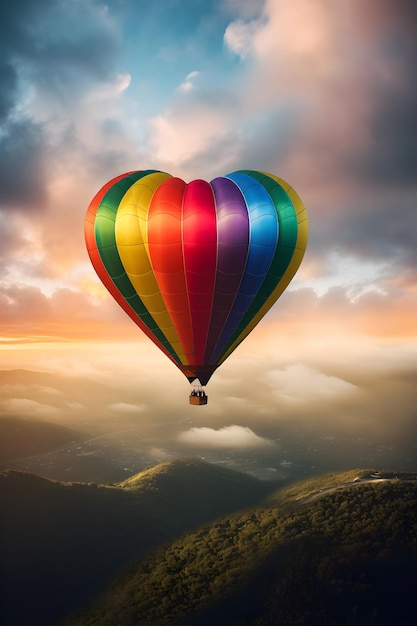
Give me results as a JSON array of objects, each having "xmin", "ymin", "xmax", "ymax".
[
  {"xmin": 0, "ymin": 459, "xmax": 275, "ymax": 626},
  {"xmin": 2, "ymin": 463, "xmax": 416, "ymax": 626},
  {"xmin": 67, "ymin": 470, "xmax": 417, "ymax": 626},
  {"xmin": 0, "ymin": 416, "xmax": 81, "ymax": 463},
  {"xmin": 0, "ymin": 414, "xmax": 146, "ymax": 484}
]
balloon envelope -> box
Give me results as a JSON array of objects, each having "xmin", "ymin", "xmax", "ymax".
[{"xmin": 85, "ymin": 170, "xmax": 308, "ymax": 385}]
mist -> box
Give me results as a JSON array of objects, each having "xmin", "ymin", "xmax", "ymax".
[{"xmin": 1, "ymin": 330, "xmax": 416, "ymax": 483}]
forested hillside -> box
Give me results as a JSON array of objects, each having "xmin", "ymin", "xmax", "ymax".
[
  {"xmin": 0, "ymin": 460, "xmax": 274, "ymax": 626},
  {"xmin": 69, "ymin": 475, "xmax": 417, "ymax": 626}
]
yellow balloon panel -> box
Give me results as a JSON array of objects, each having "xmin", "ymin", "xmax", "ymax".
[{"xmin": 115, "ymin": 174, "xmax": 188, "ymax": 364}]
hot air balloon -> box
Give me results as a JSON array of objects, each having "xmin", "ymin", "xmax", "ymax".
[{"xmin": 85, "ymin": 170, "xmax": 308, "ymax": 404}]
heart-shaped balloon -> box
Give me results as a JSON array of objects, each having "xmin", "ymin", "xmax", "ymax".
[{"xmin": 85, "ymin": 170, "xmax": 308, "ymax": 386}]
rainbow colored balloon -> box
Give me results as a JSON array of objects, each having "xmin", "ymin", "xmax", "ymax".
[{"xmin": 85, "ymin": 170, "xmax": 308, "ymax": 390}]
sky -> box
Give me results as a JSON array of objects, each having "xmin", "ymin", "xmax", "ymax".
[{"xmin": 1, "ymin": 0, "xmax": 417, "ymax": 469}]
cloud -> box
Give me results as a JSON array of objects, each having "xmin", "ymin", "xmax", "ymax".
[
  {"xmin": 265, "ymin": 365, "xmax": 357, "ymax": 405},
  {"xmin": 148, "ymin": 91, "xmax": 241, "ymax": 174},
  {"xmin": 178, "ymin": 71, "xmax": 200, "ymax": 92},
  {"xmin": 2, "ymin": 398, "xmax": 63, "ymax": 420},
  {"xmin": 0, "ymin": 0, "xmax": 122, "ymax": 207},
  {"xmin": 0, "ymin": 0, "xmax": 146, "ymax": 303},
  {"xmin": 222, "ymin": 0, "xmax": 417, "ymax": 190},
  {"xmin": 2, "ymin": 261, "xmax": 416, "ymax": 345},
  {"xmin": 0, "ymin": 119, "xmax": 48, "ymax": 208},
  {"xmin": 223, "ymin": 0, "xmax": 417, "ymax": 289},
  {"xmin": 295, "ymin": 253, "xmax": 391, "ymax": 300},
  {"xmin": 224, "ymin": 0, "xmax": 339, "ymax": 89},
  {"xmin": 109, "ymin": 402, "xmax": 147, "ymax": 414},
  {"xmin": 0, "ymin": 284, "xmax": 135, "ymax": 341},
  {"xmin": 13, "ymin": 0, "xmax": 409, "ymax": 311},
  {"xmin": 178, "ymin": 425, "xmax": 274, "ymax": 449},
  {"xmin": 224, "ymin": 18, "xmax": 264, "ymax": 59}
]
